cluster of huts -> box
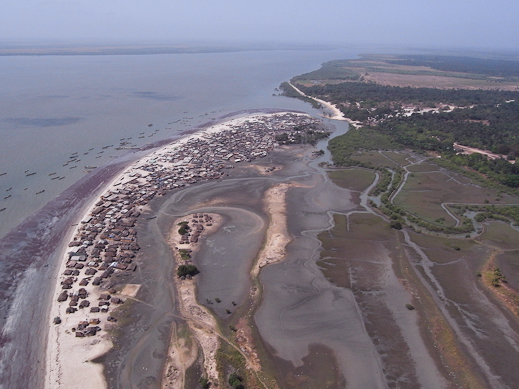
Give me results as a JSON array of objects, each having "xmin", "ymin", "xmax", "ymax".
[
  {"xmin": 179, "ymin": 213, "xmax": 213, "ymax": 245},
  {"xmin": 56, "ymin": 112, "xmax": 321, "ymax": 337}
]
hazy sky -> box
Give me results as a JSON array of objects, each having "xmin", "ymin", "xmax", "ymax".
[{"xmin": 1, "ymin": 0, "xmax": 518, "ymax": 50}]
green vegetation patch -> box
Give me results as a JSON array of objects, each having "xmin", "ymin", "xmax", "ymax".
[
  {"xmin": 328, "ymin": 127, "xmax": 400, "ymax": 167},
  {"xmin": 176, "ymin": 264, "xmax": 199, "ymax": 278},
  {"xmin": 215, "ymin": 342, "xmax": 264, "ymax": 389},
  {"xmin": 327, "ymin": 169, "xmax": 376, "ymax": 192},
  {"xmin": 394, "ymin": 170, "xmax": 489, "ymax": 226},
  {"xmin": 177, "ymin": 221, "xmax": 189, "ymax": 235},
  {"xmin": 459, "ymin": 204, "xmax": 519, "ymax": 225},
  {"xmin": 407, "ymin": 161, "xmax": 442, "ymax": 173},
  {"xmin": 292, "ymin": 59, "xmax": 361, "ymax": 82},
  {"xmin": 279, "ymin": 82, "xmax": 321, "ymax": 109},
  {"xmin": 381, "ymin": 151, "xmax": 415, "ymax": 166},
  {"xmin": 351, "ymin": 151, "xmax": 400, "ymax": 168},
  {"xmin": 389, "ymin": 55, "xmax": 519, "ymax": 79}
]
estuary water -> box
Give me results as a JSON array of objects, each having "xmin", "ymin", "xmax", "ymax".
[{"xmin": 0, "ymin": 47, "xmax": 358, "ymax": 387}]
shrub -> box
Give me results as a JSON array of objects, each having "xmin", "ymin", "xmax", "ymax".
[
  {"xmin": 199, "ymin": 377, "xmax": 210, "ymax": 389},
  {"xmin": 390, "ymin": 221, "xmax": 403, "ymax": 230},
  {"xmin": 177, "ymin": 264, "xmax": 199, "ymax": 278},
  {"xmin": 228, "ymin": 372, "xmax": 244, "ymax": 389}
]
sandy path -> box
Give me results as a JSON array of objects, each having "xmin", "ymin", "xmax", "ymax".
[
  {"xmin": 163, "ymin": 213, "xmax": 222, "ymax": 388},
  {"xmin": 288, "ymin": 82, "xmax": 355, "ymax": 124},
  {"xmin": 163, "ymin": 182, "xmax": 294, "ymax": 388},
  {"xmin": 253, "ymin": 183, "xmax": 292, "ymax": 274}
]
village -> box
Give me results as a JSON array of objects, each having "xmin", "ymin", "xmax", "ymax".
[{"xmin": 53, "ymin": 112, "xmax": 323, "ymax": 338}]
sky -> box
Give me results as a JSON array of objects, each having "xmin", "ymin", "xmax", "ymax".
[{"xmin": 1, "ymin": 0, "xmax": 518, "ymax": 50}]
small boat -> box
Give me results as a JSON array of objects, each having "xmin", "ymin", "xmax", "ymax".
[
  {"xmin": 4, "ymin": 195, "xmax": 11, "ymax": 199},
  {"xmin": 84, "ymin": 166, "xmax": 97, "ymax": 169},
  {"xmin": 89, "ymin": 148, "xmax": 94, "ymax": 151},
  {"xmin": 26, "ymin": 172, "xmax": 37, "ymax": 176},
  {"xmin": 36, "ymin": 190, "xmax": 45, "ymax": 194},
  {"xmin": 51, "ymin": 176, "xmax": 60, "ymax": 180},
  {"xmin": 0, "ymin": 172, "xmax": 6, "ymax": 176},
  {"xmin": 69, "ymin": 166, "xmax": 77, "ymax": 169},
  {"xmin": 0, "ymin": 208, "xmax": 6, "ymax": 212},
  {"xmin": 59, "ymin": 177, "xmax": 65, "ymax": 180},
  {"xmin": 6, "ymin": 187, "xmax": 12, "ymax": 191},
  {"xmin": 49, "ymin": 172, "xmax": 57, "ymax": 176}
]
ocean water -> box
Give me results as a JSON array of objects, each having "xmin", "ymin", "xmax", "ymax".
[
  {"xmin": 0, "ymin": 47, "xmax": 359, "ymax": 387},
  {"xmin": 0, "ymin": 48, "xmax": 355, "ymax": 239}
]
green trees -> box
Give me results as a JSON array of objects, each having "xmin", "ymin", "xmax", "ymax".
[
  {"xmin": 228, "ymin": 372, "xmax": 244, "ymax": 389},
  {"xmin": 390, "ymin": 221, "xmax": 403, "ymax": 230},
  {"xmin": 491, "ymin": 267, "xmax": 506, "ymax": 287},
  {"xmin": 199, "ymin": 377, "xmax": 210, "ymax": 389},
  {"xmin": 178, "ymin": 221, "xmax": 189, "ymax": 235},
  {"xmin": 177, "ymin": 264, "xmax": 199, "ymax": 278}
]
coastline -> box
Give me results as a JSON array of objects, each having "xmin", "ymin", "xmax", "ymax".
[
  {"xmin": 43, "ymin": 111, "xmax": 320, "ymax": 388},
  {"xmin": 288, "ymin": 82, "xmax": 362, "ymax": 127},
  {"xmin": 44, "ymin": 168, "xmax": 131, "ymax": 388}
]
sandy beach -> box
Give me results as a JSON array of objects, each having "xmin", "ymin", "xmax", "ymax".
[
  {"xmin": 288, "ymin": 82, "xmax": 357, "ymax": 124},
  {"xmin": 43, "ymin": 111, "xmax": 319, "ymax": 388}
]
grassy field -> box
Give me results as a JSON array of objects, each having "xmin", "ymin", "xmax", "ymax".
[
  {"xmin": 406, "ymin": 161, "xmax": 443, "ymax": 173},
  {"xmin": 381, "ymin": 151, "xmax": 416, "ymax": 166},
  {"xmin": 351, "ymin": 151, "xmax": 399, "ymax": 167},
  {"xmin": 327, "ymin": 169, "xmax": 376, "ymax": 192},
  {"xmin": 394, "ymin": 169, "xmax": 491, "ymax": 226}
]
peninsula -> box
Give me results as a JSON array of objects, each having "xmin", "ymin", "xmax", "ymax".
[{"xmin": 45, "ymin": 112, "xmax": 325, "ymax": 388}]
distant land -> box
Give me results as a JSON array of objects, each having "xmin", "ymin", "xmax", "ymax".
[
  {"xmin": 280, "ymin": 53, "xmax": 519, "ymax": 387},
  {"xmin": 0, "ymin": 41, "xmax": 332, "ymax": 56},
  {"xmin": 291, "ymin": 53, "xmax": 519, "ymax": 90}
]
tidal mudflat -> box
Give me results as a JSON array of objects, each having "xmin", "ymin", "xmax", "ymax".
[{"xmin": 38, "ymin": 109, "xmax": 519, "ymax": 388}]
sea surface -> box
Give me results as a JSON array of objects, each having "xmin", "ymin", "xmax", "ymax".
[
  {"xmin": 0, "ymin": 48, "xmax": 356, "ymax": 239},
  {"xmin": 0, "ymin": 47, "xmax": 359, "ymax": 387}
]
